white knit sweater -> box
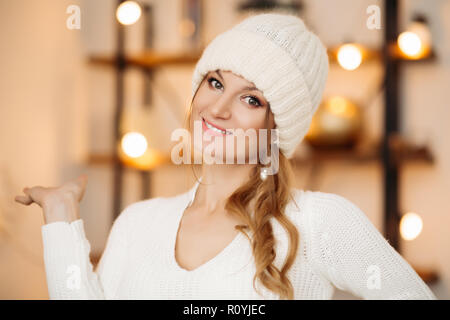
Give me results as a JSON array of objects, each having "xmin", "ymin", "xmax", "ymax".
[{"xmin": 41, "ymin": 180, "xmax": 436, "ymax": 300}]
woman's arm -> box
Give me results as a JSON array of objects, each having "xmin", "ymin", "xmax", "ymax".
[
  {"xmin": 308, "ymin": 191, "xmax": 437, "ymax": 300},
  {"xmin": 41, "ymin": 201, "xmax": 132, "ymax": 299},
  {"xmin": 15, "ymin": 175, "xmax": 132, "ymax": 299}
]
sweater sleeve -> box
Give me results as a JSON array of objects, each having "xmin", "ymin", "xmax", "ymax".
[
  {"xmin": 308, "ymin": 191, "xmax": 437, "ymax": 300},
  {"xmin": 41, "ymin": 204, "xmax": 133, "ymax": 299}
]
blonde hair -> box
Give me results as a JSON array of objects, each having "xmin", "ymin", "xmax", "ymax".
[{"xmin": 184, "ymin": 81, "xmax": 300, "ymax": 299}]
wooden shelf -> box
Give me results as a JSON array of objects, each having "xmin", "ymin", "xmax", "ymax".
[
  {"xmin": 89, "ymin": 50, "xmax": 203, "ymax": 69},
  {"xmin": 388, "ymin": 133, "xmax": 434, "ymax": 164},
  {"xmin": 91, "ymin": 46, "xmax": 435, "ymax": 70},
  {"xmin": 86, "ymin": 136, "xmax": 433, "ymax": 169},
  {"xmin": 87, "ymin": 153, "xmax": 172, "ymax": 170},
  {"xmin": 327, "ymin": 44, "xmax": 436, "ymax": 66},
  {"xmin": 89, "ymin": 47, "xmax": 435, "ymax": 72},
  {"xmin": 291, "ymin": 141, "xmax": 380, "ymax": 166},
  {"xmin": 87, "ymin": 153, "xmax": 115, "ymax": 166},
  {"xmin": 413, "ymin": 266, "xmax": 439, "ymax": 285},
  {"xmin": 290, "ymin": 135, "xmax": 434, "ymax": 166},
  {"xmin": 327, "ymin": 45, "xmax": 382, "ymax": 65},
  {"xmin": 388, "ymin": 43, "xmax": 437, "ymax": 62}
]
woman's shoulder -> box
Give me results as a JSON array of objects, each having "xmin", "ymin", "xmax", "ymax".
[
  {"xmin": 288, "ymin": 187, "xmax": 366, "ymax": 227},
  {"xmin": 117, "ymin": 189, "xmax": 189, "ymax": 223},
  {"xmin": 307, "ymin": 190, "xmax": 365, "ymax": 220}
]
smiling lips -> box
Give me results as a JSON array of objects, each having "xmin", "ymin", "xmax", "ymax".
[{"xmin": 202, "ymin": 118, "xmax": 232, "ymax": 136}]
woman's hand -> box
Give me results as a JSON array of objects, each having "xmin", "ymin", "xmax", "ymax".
[{"xmin": 15, "ymin": 174, "xmax": 88, "ymax": 224}]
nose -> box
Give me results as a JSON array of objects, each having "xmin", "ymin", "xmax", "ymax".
[{"xmin": 208, "ymin": 93, "xmax": 232, "ymax": 120}]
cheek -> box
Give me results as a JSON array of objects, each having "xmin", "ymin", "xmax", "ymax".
[
  {"xmin": 193, "ymin": 85, "xmax": 214, "ymax": 113},
  {"xmin": 236, "ymin": 109, "xmax": 267, "ymax": 131}
]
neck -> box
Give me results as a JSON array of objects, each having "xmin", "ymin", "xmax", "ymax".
[{"xmin": 191, "ymin": 163, "xmax": 256, "ymax": 216}]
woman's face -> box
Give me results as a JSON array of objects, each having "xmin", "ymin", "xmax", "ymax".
[{"xmin": 190, "ymin": 70, "xmax": 275, "ymax": 164}]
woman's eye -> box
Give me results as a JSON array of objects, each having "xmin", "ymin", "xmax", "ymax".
[
  {"xmin": 207, "ymin": 76, "xmax": 262, "ymax": 107},
  {"xmin": 244, "ymin": 96, "xmax": 262, "ymax": 107},
  {"xmin": 207, "ymin": 77, "xmax": 223, "ymax": 90}
]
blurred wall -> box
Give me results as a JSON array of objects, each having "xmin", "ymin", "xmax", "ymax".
[{"xmin": 0, "ymin": 0, "xmax": 88, "ymax": 298}]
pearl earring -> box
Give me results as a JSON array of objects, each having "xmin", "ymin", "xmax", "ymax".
[{"xmin": 260, "ymin": 167, "xmax": 269, "ymax": 181}]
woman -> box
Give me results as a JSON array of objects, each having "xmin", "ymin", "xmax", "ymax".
[{"xmin": 15, "ymin": 13, "xmax": 436, "ymax": 300}]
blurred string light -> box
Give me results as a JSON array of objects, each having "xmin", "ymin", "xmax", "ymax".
[
  {"xmin": 121, "ymin": 132, "xmax": 148, "ymax": 158},
  {"xmin": 337, "ymin": 43, "xmax": 363, "ymax": 70},
  {"xmin": 116, "ymin": 1, "xmax": 142, "ymax": 25},
  {"xmin": 179, "ymin": 18, "xmax": 196, "ymax": 38},
  {"xmin": 397, "ymin": 15, "xmax": 432, "ymax": 59},
  {"xmin": 398, "ymin": 32, "xmax": 422, "ymax": 57},
  {"xmin": 400, "ymin": 212, "xmax": 423, "ymax": 241},
  {"xmin": 305, "ymin": 96, "xmax": 362, "ymax": 148},
  {"xmin": 326, "ymin": 96, "xmax": 357, "ymax": 117}
]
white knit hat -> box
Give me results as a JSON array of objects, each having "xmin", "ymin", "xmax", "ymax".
[{"xmin": 191, "ymin": 13, "xmax": 329, "ymax": 159}]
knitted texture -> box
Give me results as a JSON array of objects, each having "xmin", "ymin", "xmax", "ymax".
[
  {"xmin": 191, "ymin": 13, "xmax": 329, "ymax": 158},
  {"xmin": 41, "ymin": 181, "xmax": 436, "ymax": 299}
]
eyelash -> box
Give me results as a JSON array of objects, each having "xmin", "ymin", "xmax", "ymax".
[{"xmin": 207, "ymin": 76, "xmax": 263, "ymax": 107}]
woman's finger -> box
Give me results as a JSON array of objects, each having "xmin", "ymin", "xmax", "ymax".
[
  {"xmin": 23, "ymin": 186, "xmax": 48, "ymax": 206},
  {"xmin": 15, "ymin": 194, "xmax": 33, "ymax": 205}
]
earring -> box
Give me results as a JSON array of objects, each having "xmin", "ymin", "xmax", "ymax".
[{"xmin": 260, "ymin": 167, "xmax": 269, "ymax": 181}]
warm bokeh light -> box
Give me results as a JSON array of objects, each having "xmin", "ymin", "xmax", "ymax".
[
  {"xmin": 324, "ymin": 96, "xmax": 360, "ymax": 119},
  {"xmin": 400, "ymin": 212, "xmax": 423, "ymax": 241},
  {"xmin": 179, "ymin": 18, "xmax": 196, "ymax": 37},
  {"xmin": 305, "ymin": 96, "xmax": 362, "ymax": 147},
  {"xmin": 119, "ymin": 146, "xmax": 169, "ymax": 170},
  {"xmin": 116, "ymin": 1, "xmax": 142, "ymax": 25},
  {"xmin": 327, "ymin": 96, "xmax": 352, "ymax": 116},
  {"xmin": 121, "ymin": 132, "xmax": 148, "ymax": 158},
  {"xmin": 337, "ymin": 44, "xmax": 363, "ymax": 70},
  {"xmin": 397, "ymin": 21, "xmax": 431, "ymax": 59},
  {"xmin": 398, "ymin": 31, "xmax": 422, "ymax": 57}
]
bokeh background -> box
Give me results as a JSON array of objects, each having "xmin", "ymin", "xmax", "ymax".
[{"xmin": 1, "ymin": 0, "xmax": 449, "ymax": 299}]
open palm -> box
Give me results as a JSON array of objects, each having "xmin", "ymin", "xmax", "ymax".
[{"xmin": 15, "ymin": 174, "xmax": 88, "ymax": 208}]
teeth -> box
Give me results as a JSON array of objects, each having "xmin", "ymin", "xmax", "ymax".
[{"xmin": 204, "ymin": 119, "xmax": 232, "ymax": 135}]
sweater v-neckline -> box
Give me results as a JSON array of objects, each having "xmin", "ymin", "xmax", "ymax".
[{"xmin": 171, "ymin": 179, "xmax": 244, "ymax": 274}]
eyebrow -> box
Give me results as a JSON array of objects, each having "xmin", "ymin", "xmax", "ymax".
[{"xmin": 215, "ymin": 70, "xmax": 258, "ymax": 92}]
